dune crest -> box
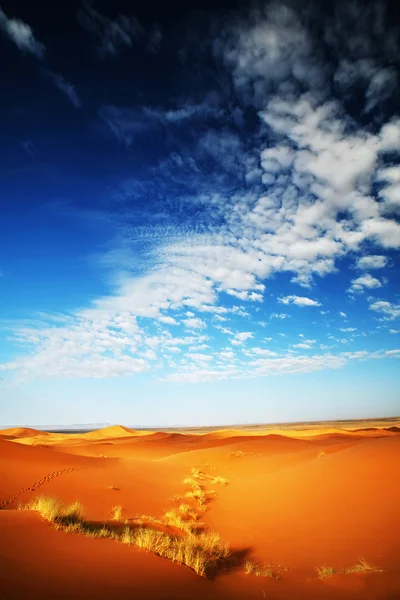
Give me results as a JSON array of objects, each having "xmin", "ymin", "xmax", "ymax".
[{"xmin": 0, "ymin": 427, "xmax": 47, "ymax": 438}]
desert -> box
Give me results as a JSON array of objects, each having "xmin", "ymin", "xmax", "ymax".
[
  {"xmin": 1, "ymin": 0, "xmax": 400, "ymax": 598},
  {"xmin": 1, "ymin": 418, "xmax": 399, "ymax": 600}
]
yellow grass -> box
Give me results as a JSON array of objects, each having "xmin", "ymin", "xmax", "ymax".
[
  {"xmin": 317, "ymin": 558, "xmax": 383, "ymax": 579},
  {"xmin": 111, "ymin": 505, "xmax": 123, "ymax": 520},
  {"xmin": 209, "ymin": 476, "xmax": 229, "ymax": 486},
  {"xmin": 22, "ymin": 496, "xmax": 230, "ymax": 578},
  {"xmin": 22, "ymin": 496, "xmax": 82, "ymax": 525},
  {"xmin": 245, "ymin": 560, "xmax": 285, "ymax": 579},
  {"xmin": 344, "ymin": 558, "xmax": 383, "ymax": 574},
  {"xmin": 316, "ymin": 565, "xmax": 337, "ymax": 579}
]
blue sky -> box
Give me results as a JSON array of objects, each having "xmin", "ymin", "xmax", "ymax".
[{"xmin": 0, "ymin": 0, "xmax": 399, "ymax": 426}]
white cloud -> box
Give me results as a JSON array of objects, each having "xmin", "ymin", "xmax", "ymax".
[
  {"xmin": 0, "ymin": 8, "xmax": 82, "ymax": 109},
  {"xmin": 349, "ymin": 274, "xmax": 382, "ymax": 293},
  {"xmin": 340, "ymin": 327, "xmax": 357, "ymax": 332},
  {"xmin": 0, "ymin": 7, "xmax": 45, "ymax": 57},
  {"xmin": 356, "ymin": 255, "xmax": 388, "ymax": 270},
  {"xmin": 369, "ymin": 300, "xmax": 400, "ymax": 321},
  {"xmin": 385, "ymin": 349, "xmax": 400, "ymax": 357},
  {"xmin": 247, "ymin": 347, "xmax": 277, "ymax": 357},
  {"xmin": 186, "ymin": 353, "xmax": 213, "ymax": 362},
  {"xmin": 182, "ymin": 317, "xmax": 206, "ymax": 330},
  {"xmin": 227, "ymin": 289, "xmax": 263, "ymax": 302},
  {"xmin": 158, "ymin": 315, "xmax": 178, "ymax": 325},
  {"xmin": 340, "ymin": 312, "xmax": 347, "ymax": 318},
  {"xmin": 279, "ymin": 295, "xmax": 321, "ymax": 307},
  {"xmin": 231, "ymin": 331, "xmax": 254, "ymax": 345}
]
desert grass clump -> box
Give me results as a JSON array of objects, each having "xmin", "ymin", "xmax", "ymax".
[
  {"xmin": 185, "ymin": 487, "xmax": 207, "ymax": 509},
  {"xmin": 178, "ymin": 503, "xmax": 199, "ymax": 521},
  {"xmin": 23, "ymin": 496, "xmax": 82, "ymax": 526},
  {"xmin": 22, "ymin": 496, "xmax": 231, "ymax": 578},
  {"xmin": 111, "ymin": 505, "xmax": 123, "ymax": 521},
  {"xmin": 344, "ymin": 558, "xmax": 383, "ymax": 574},
  {"xmin": 191, "ymin": 468, "xmax": 206, "ymax": 480},
  {"xmin": 209, "ymin": 476, "xmax": 229, "ymax": 486},
  {"xmin": 183, "ymin": 477, "xmax": 198, "ymax": 487},
  {"xmin": 316, "ymin": 565, "xmax": 337, "ymax": 579},
  {"xmin": 133, "ymin": 528, "xmax": 230, "ymax": 577},
  {"xmin": 245, "ymin": 561, "xmax": 283, "ymax": 579},
  {"xmin": 164, "ymin": 509, "xmax": 196, "ymax": 533}
]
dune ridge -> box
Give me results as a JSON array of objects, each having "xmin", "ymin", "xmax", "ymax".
[{"xmin": 0, "ymin": 419, "xmax": 399, "ymax": 599}]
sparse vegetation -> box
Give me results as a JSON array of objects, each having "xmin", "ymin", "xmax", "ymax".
[
  {"xmin": 317, "ymin": 451, "xmax": 326, "ymax": 459},
  {"xmin": 132, "ymin": 527, "xmax": 229, "ymax": 577},
  {"xmin": 21, "ymin": 496, "xmax": 82, "ymax": 526},
  {"xmin": 191, "ymin": 468, "xmax": 206, "ymax": 480},
  {"xmin": 178, "ymin": 503, "xmax": 199, "ymax": 521},
  {"xmin": 108, "ymin": 485, "xmax": 119, "ymax": 491},
  {"xmin": 245, "ymin": 560, "xmax": 284, "ymax": 579},
  {"xmin": 21, "ymin": 494, "xmax": 231, "ymax": 578},
  {"xmin": 317, "ymin": 558, "xmax": 383, "ymax": 579},
  {"xmin": 344, "ymin": 558, "xmax": 383, "ymax": 574},
  {"xmin": 229, "ymin": 450, "xmax": 245, "ymax": 458},
  {"xmin": 316, "ymin": 565, "xmax": 337, "ymax": 579},
  {"xmin": 209, "ymin": 476, "xmax": 229, "ymax": 486},
  {"xmin": 164, "ymin": 509, "xmax": 197, "ymax": 532}
]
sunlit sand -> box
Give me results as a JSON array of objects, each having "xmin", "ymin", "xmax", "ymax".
[{"xmin": 1, "ymin": 417, "xmax": 399, "ymax": 599}]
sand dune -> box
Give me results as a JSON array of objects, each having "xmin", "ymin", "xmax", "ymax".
[
  {"xmin": 0, "ymin": 426, "xmax": 48, "ymax": 438},
  {"xmin": 0, "ymin": 419, "xmax": 399, "ymax": 599}
]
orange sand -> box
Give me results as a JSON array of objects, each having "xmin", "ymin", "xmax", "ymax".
[{"xmin": 0, "ymin": 421, "xmax": 399, "ymax": 599}]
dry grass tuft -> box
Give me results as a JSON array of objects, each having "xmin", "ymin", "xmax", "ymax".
[
  {"xmin": 317, "ymin": 558, "xmax": 383, "ymax": 579},
  {"xmin": 209, "ymin": 476, "xmax": 229, "ymax": 486},
  {"xmin": 183, "ymin": 477, "xmax": 198, "ymax": 486},
  {"xmin": 245, "ymin": 560, "xmax": 285, "ymax": 579},
  {"xmin": 316, "ymin": 566, "xmax": 337, "ymax": 579},
  {"xmin": 23, "ymin": 496, "xmax": 82, "ymax": 526},
  {"xmin": 178, "ymin": 503, "xmax": 199, "ymax": 520},
  {"xmin": 344, "ymin": 558, "xmax": 383, "ymax": 574},
  {"xmin": 111, "ymin": 505, "xmax": 123, "ymax": 521},
  {"xmin": 191, "ymin": 468, "xmax": 206, "ymax": 480},
  {"xmin": 185, "ymin": 488, "xmax": 207, "ymax": 508},
  {"xmin": 164, "ymin": 509, "xmax": 197, "ymax": 533},
  {"xmin": 128, "ymin": 527, "xmax": 229, "ymax": 577}
]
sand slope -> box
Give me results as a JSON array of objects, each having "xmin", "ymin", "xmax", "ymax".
[{"xmin": 0, "ymin": 421, "xmax": 399, "ymax": 599}]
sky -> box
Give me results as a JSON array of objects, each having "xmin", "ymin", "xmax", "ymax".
[{"xmin": 0, "ymin": 0, "xmax": 399, "ymax": 427}]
